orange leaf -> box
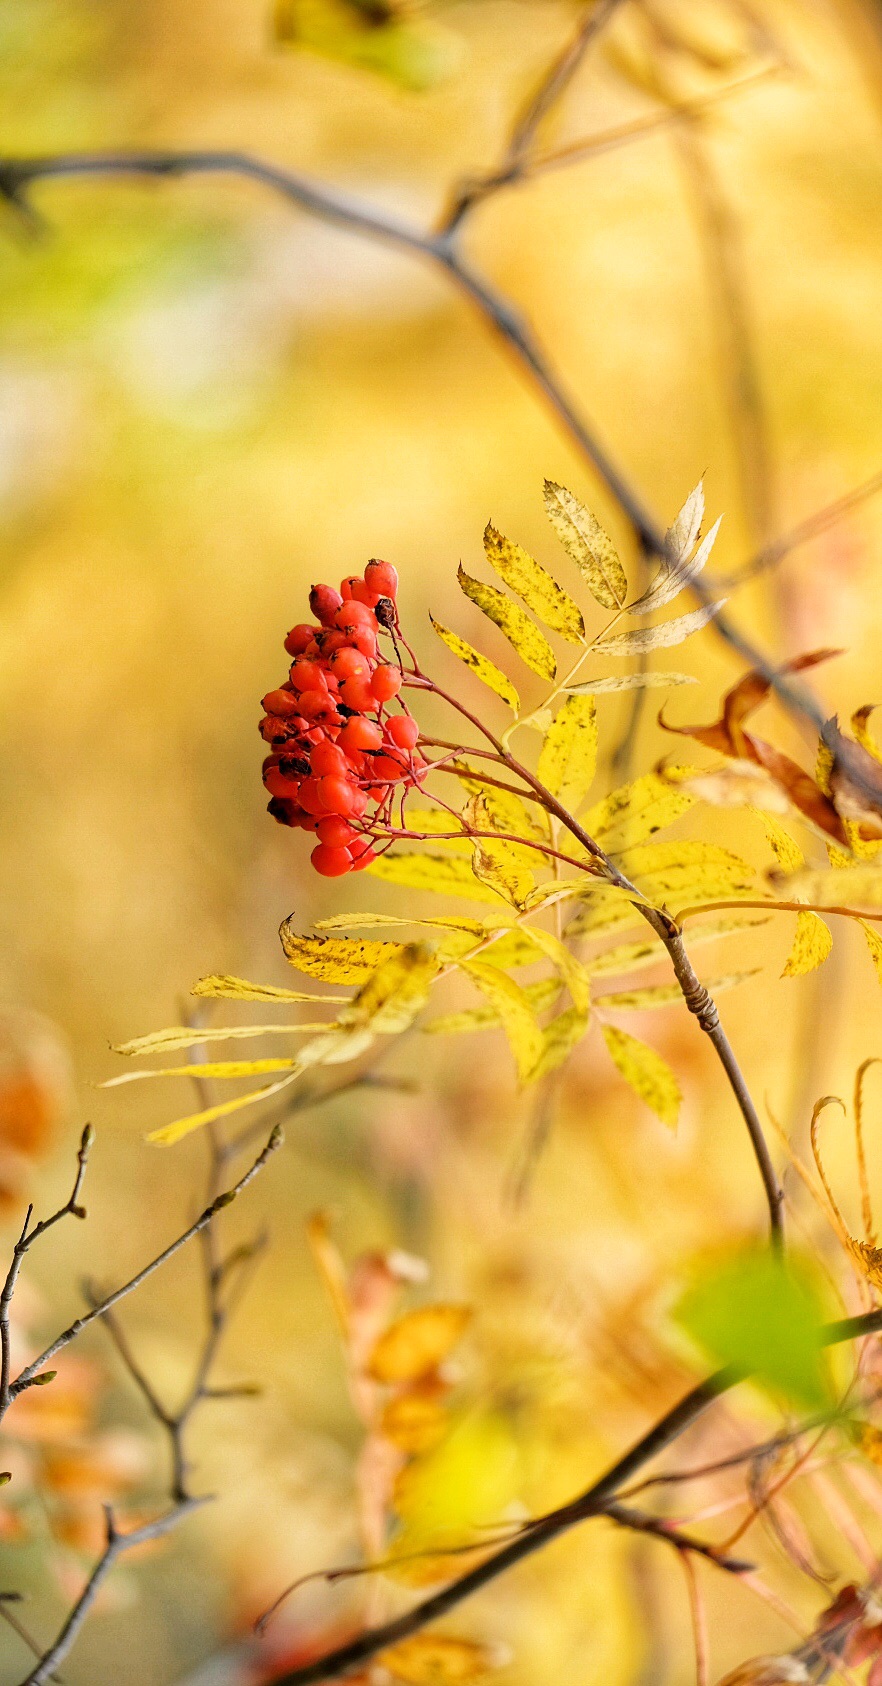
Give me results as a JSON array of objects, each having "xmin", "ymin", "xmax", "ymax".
[{"xmin": 368, "ymin": 1305, "xmax": 472, "ymax": 1384}]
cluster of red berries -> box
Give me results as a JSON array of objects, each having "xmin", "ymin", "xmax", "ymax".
[{"xmin": 259, "ymin": 559, "xmax": 424, "ymax": 876}]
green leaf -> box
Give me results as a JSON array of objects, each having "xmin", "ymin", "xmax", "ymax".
[
  {"xmin": 483, "ymin": 523, "xmax": 584, "ymax": 642},
  {"xmin": 536, "ymin": 694, "xmax": 597, "ymax": 809},
  {"xmin": 676, "ymin": 1249, "xmax": 831, "ymax": 1409},
  {"xmin": 430, "ymin": 613, "xmax": 519, "ymax": 712},
  {"xmin": 457, "ymin": 566, "xmax": 556, "ymax": 680},
  {"xmin": 543, "ymin": 480, "xmax": 627, "ymax": 609}
]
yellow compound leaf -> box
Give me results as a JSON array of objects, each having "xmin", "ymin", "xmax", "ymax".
[
  {"xmin": 380, "ymin": 1636, "xmax": 504, "ymax": 1686},
  {"xmin": 772, "ymin": 865, "xmax": 882, "ymax": 907},
  {"xmin": 147, "ymin": 1074, "xmax": 297, "ymax": 1146},
  {"xmin": 113, "ymin": 1022, "xmax": 330, "ymax": 1057},
  {"xmin": 601, "ymin": 1024, "xmax": 681, "ymax": 1129},
  {"xmin": 584, "ymin": 772, "xmax": 696, "ymax": 852},
  {"xmin": 783, "ymin": 912, "xmax": 833, "ymax": 979},
  {"xmin": 458, "ymin": 959, "xmax": 545, "ymax": 1081},
  {"xmin": 367, "ymin": 853, "xmax": 508, "ymax": 905},
  {"xmin": 380, "ymin": 1390, "xmax": 450, "ymax": 1456},
  {"xmin": 103, "ymin": 1057, "xmax": 300, "ymax": 1086},
  {"xmin": 527, "ymin": 1007, "xmax": 590, "ymax": 1083},
  {"xmin": 464, "ymin": 793, "xmax": 535, "ymax": 908},
  {"xmin": 457, "ymin": 566, "xmax": 556, "ymax": 680},
  {"xmin": 429, "ymin": 614, "xmax": 519, "ymax": 712},
  {"xmin": 593, "ymin": 600, "xmax": 726, "ymax": 657},
  {"xmin": 424, "ymin": 976, "xmax": 562, "ymax": 1035},
  {"xmin": 404, "ymin": 810, "xmax": 472, "ymax": 851},
  {"xmin": 543, "ymin": 479, "xmax": 627, "ymax": 609},
  {"xmin": 341, "ymin": 943, "xmax": 439, "ymax": 1035},
  {"xmin": 368, "ymin": 1305, "xmax": 472, "ymax": 1384},
  {"xmin": 536, "ymin": 694, "xmax": 597, "ymax": 809},
  {"xmin": 615, "ymin": 840, "xmax": 755, "ymax": 902},
  {"xmin": 192, "ymin": 973, "xmax": 346, "ymax": 1003},
  {"xmin": 483, "ymin": 522, "xmax": 585, "ymax": 642},
  {"xmin": 454, "ymin": 774, "xmax": 545, "ymax": 844},
  {"xmin": 586, "ymin": 914, "xmax": 770, "ymax": 978},
  {"xmin": 279, "ymin": 927, "xmax": 403, "ymax": 983}
]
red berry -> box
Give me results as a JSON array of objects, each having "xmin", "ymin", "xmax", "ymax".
[
  {"xmin": 298, "ymin": 778, "xmax": 326, "ymax": 816},
  {"xmin": 339, "ymin": 575, "xmax": 363, "ymax": 600},
  {"xmin": 349, "ymin": 837, "xmax": 377, "ymax": 870},
  {"xmin": 268, "ymin": 797, "xmax": 300, "ymax": 826},
  {"xmin": 310, "ymin": 584, "xmax": 344, "ymax": 627},
  {"xmin": 339, "ymin": 677, "xmax": 377, "ymax": 712},
  {"xmin": 299, "ymin": 690, "xmax": 338, "ymax": 722},
  {"xmin": 311, "ymin": 740, "xmax": 348, "ymax": 778},
  {"xmin": 365, "ymin": 559, "xmax": 398, "ymax": 599},
  {"xmin": 351, "ymin": 580, "xmax": 381, "ymax": 608},
  {"xmin": 264, "ymin": 765, "xmax": 303, "ymax": 799},
  {"xmin": 349, "ymin": 787, "xmax": 369, "ymax": 818},
  {"xmin": 335, "ymin": 601, "xmax": 377, "ymax": 635},
  {"xmin": 373, "ymin": 751, "xmax": 407, "ymax": 781},
  {"xmin": 387, "ymin": 713, "xmax": 418, "ymax": 750},
  {"xmin": 284, "ymin": 623, "xmax": 319, "ymax": 656},
  {"xmin": 339, "ymin": 718, "xmax": 383, "ymax": 753},
  {"xmin": 261, "ymin": 687, "xmax": 302, "ymax": 717},
  {"xmin": 350, "ymin": 628, "xmax": 378, "ymax": 660},
  {"xmin": 260, "ymin": 715, "xmax": 292, "ymax": 744},
  {"xmin": 317, "ymin": 815, "xmax": 356, "ymax": 846},
  {"xmin": 289, "ymin": 659, "xmax": 326, "ymax": 693},
  {"xmin": 318, "ymin": 775, "xmax": 356, "ymax": 815},
  {"xmin": 311, "ymin": 843, "xmax": 352, "ymax": 877},
  {"xmin": 329, "ymin": 647, "xmax": 370, "ymax": 682},
  {"xmin": 371, "ymin": 665, "xmax": 402, "ymax": 703}
]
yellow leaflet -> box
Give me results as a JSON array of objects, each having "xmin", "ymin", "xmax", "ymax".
[
  {"xmin": 457, "ymin": 960, "xmax": 545, "ymax": 1080},
  {"xmin": 615, "ymin": 840, "xmax": 755, "ymax": 899},
  {"xmin": 480, "ymin": 927, "xmax": 551, "ymax": 969},
  {"xmin": 279, "ymin": 927, "xmax": 403, "ymax": 983},
  {"xmin": 380, "ymin": 1636, "xmax": 503, "ymax": 1686},
  {"xmin": 147, "ymin": 1074, "xmax": 297, "ymax": 1146},
  {"xmin": 340, "ymin": 943, "xmax": 439, "ymax": 1035},
  {"xmin": 596, "ymin": 970, "xmax": 758, "ymax": 1010},
  {"xmin": 527, "ymin": 1007, "xmax": 590, "ymax": 1083},
  {"xmin": 592, "ymin": 599, "xmax": 725, "ymax": 657},
  {"xmin": 367, "ymin": 852, "xmax": 509, "ymax": 905},
  {"xmin": 368, "ymin": 1304, "xmax": 472, "ymax": 1383},
  {"xmin": 543, "ymin": 479, "xmax": 627, "ymax": 610},
  {"xmin": 424, "ymin": 976, "xmax": 562, "ymax": 1035},
  {"xmin": 759, "ymin": 812, "xmax": 805, "ymax": 873},
  {"xmin": 465, "ymin": 793, "xmax": 535, "ymax": 908},
  {"xmin": 104, "ymin": 1057, "xmax": 300, "ymax": 1086},
  {"xmin": 774, "ymin": 865, "xmax": 882, "ymax": 907},
  {"xmin": 392, "ymin": 1409, "xmax": 521, "ymax": 1539},
  {"xmin": 457, "ymin": 565, "xmax": 556, "ymax": 681},
  {"xmin": 816, "ymin": 739, "xmax": 835, "ymax": 797},
  {"xmin": 583, "ymin": 772, "xmax": 695, "ymax": 852},
  {"xmin": 667, "ymin": 481, "xmax": 705, "ymax": 563},
  {"xmin": 861, "ymin": 920, "xmax": 882, "ymax": 985},
  {"xmin": 462, "ymin": 790, "xmax": 538, "ymax": 869},
  {"xmin": 192, "ymin": 973, "xmax": 346, "ymax": 1004},
  {"xmin": 404, "ymin": 809, "xmax": 472, "ymax": 851},
  {"xmin": 782, "ymin": 912, "xmax": 833, "ymax": 979},
  {"xmin": 632, "ymin": 515, "xmax": 722, "ymax": 616},
  {"xmin": 536, "ymin": 694, "xmax": 597, "ymax": 810},
  {"xmin": 565, "ymin": 891, "xmax": 644, "ymax": 938},
  {"xmin": 602, "ymin": 1024, "xmax": 681, "ymax": 1129},
  {"xmin": 315, "ymin": 912, "xmax": 495, "ymax": 938},
  {"xmin": 483, "ymin": 522, "xmax": 585, "ymax": 643},
  {"xmin": 585, "ymin": 913, "xmax": 771, "ymax": 978},
  {"xmin": 568, "ymin": 671, "xmax": 697, "ymax": 696},
  {"xmin": 113, "ymin": 1024, "xmax": 330, "ymax": 1057},
  {"xmin": 429, "ymin": 613, "xmax": 519, "ymax": 712},
  {"xmin": 516, "ymin": 924, "xmax": 591, "ymax": 1011}
]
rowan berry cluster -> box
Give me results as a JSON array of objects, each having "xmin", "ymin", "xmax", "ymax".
[{"xmin": 259, "ymin": 559, "xmax": 424, "ymax": 876}]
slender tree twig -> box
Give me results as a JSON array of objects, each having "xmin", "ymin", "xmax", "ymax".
[
  {"xmin": 266, "ymin": 1306, "xmax": 882, "ymax": 1686},
  {"xmin": 19, "ymin": 1501, "xmax": 204, "ymax": 1686}
]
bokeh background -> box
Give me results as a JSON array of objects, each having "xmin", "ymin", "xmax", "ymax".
[{"xmin": 3, "ymin": 1, "xmax": 882, "ymax": 1681}]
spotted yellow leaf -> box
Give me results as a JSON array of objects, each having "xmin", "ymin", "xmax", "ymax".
[
  {"xmin": 429, "ymin": 613, "xmax": 519, "ymax": 712},
  {"xmin": 543, "ymin": 479, "xmax": 626, "ymax": 609},
  {"xmin": 602, "ymin": 1024, "xmax": 681, "ymax": 1128},
  {"xmin": 536, "ymin": 693, "xmax": 597, "ymax": 810},
  {"xmin": 192, "ymin": 973, "xmax": 346, "ymax": 1004},
  {"xmin": 458, "ymin": 959, "xmax": 544, "ymax": 1080},
  {"xmin": 483, "ymin": 522, "xmax": 584, "ymax": 642},
  {"xmin": 279, "ymin": 927, "xmax": 403, "ymax": 983},
  {"xmin": 527, "ymin": 1007, "xmax": 590, "ymax": 1082},
  {"xmin": 104, "ymin": 1056, "xmax": 301, "ymax": 1086},
  {"xmin": 583, "ymin": 772, "xmax": 696, "ymax": 853},
  {"xmin": 367, "ymin": 852, "xmax": 508, "ymax": 905},
  {"xmin": 340, "ymin": 943, "xmax": 439, "ymax": 1035},
  {"xmin": 425, "ymin": 976, "xmax": 562, "ymax": 1035},
  {"xmin": 457, "ymin": 565, "xmax": 556, "ymax": 680},
  {"xmin": 113, "ymin": 1022, "xmax": 330, "ymax": 1057},
  {"xmin": 147, "ymin": 1074, "xmax": 297, "ymax": 1146}
]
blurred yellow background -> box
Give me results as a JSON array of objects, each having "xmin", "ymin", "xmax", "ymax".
[{"xmin": 3, "ymin": 1, "xmax": 882, "ymax": 1681}]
